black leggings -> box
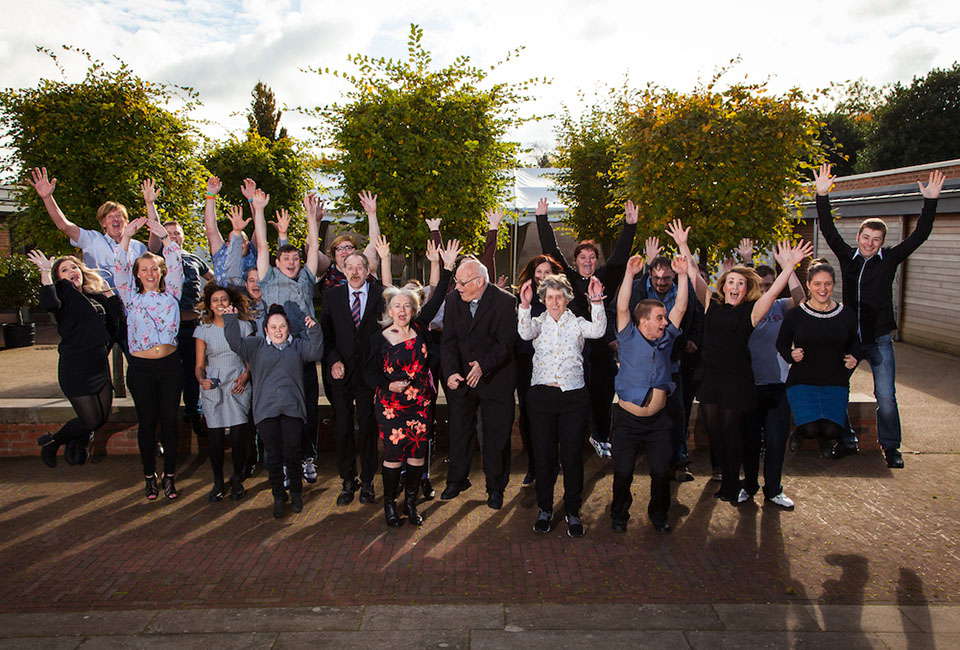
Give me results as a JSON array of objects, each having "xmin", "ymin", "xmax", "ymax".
[
  {"xmin": 127, "ymin": 353, "xmax": 183, "ymax": 477},
  {"xmin": 700, "ymin": 402, "xmax": 743, "ymax": 501},
  {"xmin": 54, "ymin": 382, "xmax": 113, "ymax": 444},
  {"xmin": 797, "ymin": 419, "xmax": 843, "ymax": 441},
  {"xmin": 208, "ymin": 424, "xmax": 248, "ymax": 483}
]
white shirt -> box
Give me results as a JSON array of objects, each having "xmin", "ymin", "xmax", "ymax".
[
  {"xmin": 518, "ymin": 302, "xmax": 606, "ymax": 391},
  {"xmin": 347, "ymin": 281, "xmax": 370, "ymax": 320},
  {"xmin": 71, "ymin": 227, "xmax": 147, "ymax": 288}
]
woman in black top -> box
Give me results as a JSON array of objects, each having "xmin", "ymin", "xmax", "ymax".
[
  {"xmin": 667, "ymin": 221, "xmax": 812, "ymax": 503},
  {"xmin": 776, "ymin": 259, "xmax": 861, "ymax": 454},
  {"xmin": 514, "ymin": 253, "xmax": 563, "ymax": 485},
  {"xmin": 28, "ymin": 250, "xmax": 122, "ymax": 468},
  {"xmin": 364, "ymin": 241, "xmax": 458, "ymax": 528}
]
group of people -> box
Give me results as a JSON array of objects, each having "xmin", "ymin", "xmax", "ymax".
[{"xmin": 25, "ymin": 162, "xmax": 946, "ymax": 535}]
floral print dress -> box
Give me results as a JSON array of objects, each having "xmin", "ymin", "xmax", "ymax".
[{"xmin": 373, "ymin": 332, "xmax": 435, "ymax": 463}]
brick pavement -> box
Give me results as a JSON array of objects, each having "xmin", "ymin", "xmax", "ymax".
[{"xmin": 1, "ymin": 448, "xmax": 957, "ymax": 614}]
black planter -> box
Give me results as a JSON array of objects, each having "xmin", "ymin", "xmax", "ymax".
[{"xmin": 2, "ymin": 322, "xmax": 36, "ymax": 348}]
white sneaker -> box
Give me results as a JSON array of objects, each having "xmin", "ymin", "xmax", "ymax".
[
  {"xmin": 588, "ymin": 437, "xmax": 605, "ymax": 458},
  {"xmin": 283, "ymin": 466, "xmax": 289, "ymax": 489},
  {"xmin": 600, "ymin": 441, "xmax": 613, "ymax": 458},
  {"xmin": 765, "ymin": 491, "xmax": 795, "ymax": 510},
  {"xmin": 737, "ymin": 488, "xmax": 752, "ymax": 503},
  {"xmin": 302, "ymin": 457, "xmax": 318, "ymax": 483}
]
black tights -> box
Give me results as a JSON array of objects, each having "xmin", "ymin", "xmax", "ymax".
[
  {"xmin": 54, "ymin": 382, "xmax": 113, "ymax": 444},
  {"xmin": 701, "ymin": 403, "xmax": 743, "ymax": 501},
  {"xmin": 797, "ymin": 419, "xmax": 843, "ymax": 441},
  {"xmin": 208, "ymin": 424, "xmax": 248, "ymax": 484}
]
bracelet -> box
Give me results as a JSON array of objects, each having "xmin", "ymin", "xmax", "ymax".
[
  {"xmin": 248, "ymin": 198, "xmax": 254, "ymax": 203},
  {"xmin": 204, "ymin": 192, "xmax": 217, "ymax": 199}
]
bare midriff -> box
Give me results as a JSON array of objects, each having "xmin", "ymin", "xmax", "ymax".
[
  {"xmin": 130, "ymin": 343, "xmax": 177, "ymax": 359},
  {"xmin": 617, "ymin": 388, "xmax": 667, "ymax": 417}
]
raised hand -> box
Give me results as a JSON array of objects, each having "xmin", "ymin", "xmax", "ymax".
[
  {"xmin": 424, "ymin": 217, "xmax": 441, "ymax": 231},
  {"xmin": 624, "ymin": 200, "xmax": 639, "ymax": 225},
  {"xmin": 774, "ymin": 239, "xmax": 814, "ymax": 270},
  {"xmin": 439, "ymin": 239, "xmax": 462, "ymax": 268},
  {"xmin": 374, "ymin": 234, "xmax": 390, "ymax": 260},
  {"xmin": 206, "ymin": 176, "xmax": 222, "ymax": 196},
  {"xmin": 486, "ymin": 209, "xmax": 504, "ymax": 231},
  {"xmin": 303, "ymin": 193, "xmax": 325, "ymax": 222},
  {"xmin": 358, "ymin": 190, "xmax": 377, "ymax": 216},
  {"xmin": 27, "ymin": 250, "xmax": 54, "ymax": 272},
  {"xmin": 221, "ymin": 305, "xmax": 238, "ymax": 315},
  {"xmin": 720, "ymin": 257, "xmax": 735, "ymax": 275},
  {"xmin": 496, "ymin": 274, "xmax": 508, "ymax": 290},
  {"xmin": 123, "ymin": 217, "xmax": 148, "ymax": 239},
  {"xmin": 625, "ymin": 254, "xmax": 644, "ymax": 276},
  {"xmin": 737, "ymin": 238, "xmax": 753, "ymax": 262},
  {"xmin": 791, "ymin": 347, "xmax": 804, "ymax": 362},
  {"xmin": 535, "ymin": 197, "xmax": 548, "ymax": 217},
  {"xmin": 671, "ymin": 255, "xmax": 688, "ymax": 276},
  {"xmin": 240, "ymin": 178, "xmax": 257, "ymax": 201},
  {"xmin": 28, "ymin": 167, "xmax": 56, "ymax": 198},
  {"xmin": 140, "ymin": 178, "xmax": 159, "ymax": 204},
  {"xmin": 227, "ymin": 205, "xmax": 251, "ymax": 233},
  {"xmin": 587, "ymin": 275, "xmax": 605, "ymax": 303},
  {"xmin": 269, "ymin": 209, "xmax": 291, "ymax": 236},
  {"xmin": 919, "ymin": 169, "xmax": 946, "ymax": 200},
  {"xmin": 644, "ymin": 236, "xmax": 661, "ymax": 265},
  {"xmin": 425, "ymin": 239, "xmax": 440, "ymax": 263},
  {"xmin": 251, "ymin": 189, "xmax": 269, "ymax": 211},
  {"xmin": 304, "ymin": 315, "xmax": 317, "ymax": 329},
  {"xmin": 519, "ymin": 279, "xmax": 534, "ymax": 307},
  {"xmin": 144, "ymin": 218, "xmax": 169, "ymax": 241},
  {"xmin": 813, "ymin": 163, "xmax": 835, "ymax": 196},
  {"xmin": 665, "ymin": 219, "xmax": 690, "ymax": 247}
]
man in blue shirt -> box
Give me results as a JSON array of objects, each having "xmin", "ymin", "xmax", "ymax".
[{"xmin": 611, "ymin": 254, "xmax": 689, "ymax": 533}]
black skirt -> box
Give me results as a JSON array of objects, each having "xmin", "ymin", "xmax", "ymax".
[{"xmin": 58, "ymin": 346, "xmax": 111, "ymax": 397}]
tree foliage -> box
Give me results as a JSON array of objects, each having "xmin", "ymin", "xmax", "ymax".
[
  {"xmin": 859, "ymin": 63, "xmax": 960, "ymax": 171},
  {"xmin": 203, "ymin": 133, "xmax": 315, "ymax": 249},
  {"xmin": 305, "ymin": 24, "xmax": 543, "ymax": 254},
  {"xmin": 554, "ymin": 91, "xmax": 625, "ymax": 243},
  {"xmin": 0, "ymin": 46, "xmax": 207, "ymax": 254},
  {"xmin": 818, "ymin": 79, "xmax": 884, "ymax": 176},
  {"xmin": 615, "ymin": 75, "xmax": 823, "ymax": 265},
  {"xmin": 247, "ymin": 81, "xmax": 287, "ymax": 141}
]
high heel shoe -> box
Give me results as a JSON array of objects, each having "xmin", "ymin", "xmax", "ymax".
[
  {"xmin": 145, "ymin": 474, "xmax": 159, "ymax": 500},
  {"xmin": 161, "ymin": 474, "xmax": 178, "ymax": 500}
]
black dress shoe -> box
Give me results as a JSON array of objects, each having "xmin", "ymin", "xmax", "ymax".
[
  {"xmin": 788, "ymin": 429, "xmax": 803, "ymax": 452},
  {"xmin": 207, "ymin": 482, "xmax": 224, "ymax": 502},
  {"xmin": 273, "ymin": 495, "xmax": 286, "ymax": 519},
  {"xmin": 336, "ymin": 478, "xmax": 361, "ymax": 506},
  {"xmin": 229, "ymin": 475, "xmax": 245, "ymax": 501},
  {"xmin": 652, "ymin": 520, "xmax": 672, "ymax": 533},
  {"xmin": 290, "ymin": 491, "xmax": 303, "ymax": 513},
  {"xmin": 831, "ymin": 442, "xmax": 859, "ymax": 460},
  {"xmin": 611, "ymin": 518, "xmax": 628, "ymax": 533},
  {"xmin": 883, "ymin": 447, "xmax": 904, "ymax": 469},
  {"xmin": 440, "ymin": 478, "xmax": 471, "ymax": 500},
  {"xmin": 38, "ymin": 433, "xmax": 58, "ymax": 468},
  {"xmin": 358, "ymin": 481, "xmax": 376, "ymax": 504},
  {"xmin": 486, "ymin": 490, "xmax": 503, "ymax": 510},
  {"xmin": 714, "ymin": 491, "xmax": 735, "ymax": 503}
]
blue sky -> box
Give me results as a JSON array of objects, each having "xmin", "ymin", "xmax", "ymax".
[{"xmin": 2, "ymin": 0, "xmax": 958, "ymax": 161}]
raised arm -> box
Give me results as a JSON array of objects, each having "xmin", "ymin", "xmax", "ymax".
[
  {"xmin": 252, "ymin": 189, "xmax": 271, "ymax": 280},
  {"xmin": 643, "ymin": 236, "xmax": 661, "ymax": 268},
  {"xmin": 481, "ymin": 210, "xmax": 502, "ymax": 279},
  {"xmin": 581, "ymin": 275, "xmax": 608, "ymax": 338},
  {"xmin": 668, "ymin": 255, "xmax": 689, "ymax": 329},
  {"xmin": 605, "ymin": 200, "xmax": 639, "ymax": 270},
  {"xmin": 374, "ymin": 235, "xmax": 393, "ymax": 286},
  {"xmin": 144, "ymin": 218, "xmax": 184, "ymax": 301},
  {"xmin": 418, "ymin": 240, "xmax": 460, "ymax": 325},
  {"xmin": 303, "ymin": 194, "xmax": 320, "ymax": 276},
  {"xmin": 142, "ymin": 178, "xmax": 164, "ymax": 254},
  {"xmin": 753, "ymin": 239, "xmax": 813, "ymax": 327},
  {"xmin": 516, "ymin": 280, "xmax": 541, "ymax": 341},
  {"xmin": 666, "ymin": 218, "xmax": 709, "ymax": 309},
  {"xmin": 114, "ymin": 218, "xmax": 148, "ymax": 304},
  {"xmin": 535, "ymin": 197, "xmax": 575, "ymax": 276},
  {"xmin": 785, "ymin": 271, "xmax": 805, "ymax": 309},
  {"xmin": 737, "ymin": 238, "xmax": 753, "ymax": 266},
  {"xmin": 617, "ymin": 255, "xmax": 644, "ymax": 332},
  {"xmin": 425, "ymin": 239, "xmax": 441, "ymax": 290},
  {"xmin": 889, "ymin": 169, "xmax": 945, "ymax": 263},
  {"xmin": 813, "ymin": 163, "xmax": 854, "ymax": 259},
  {"xmin": 203, "ymin": 176, "xmax": 226, "ymax": 255},
  {"xmin": 358, "ymin": 190, "xmax": 380, "ymax": 270},
  {"xmin": 27, "ymin": 167, "xmax": 80, "ymax": 242}
]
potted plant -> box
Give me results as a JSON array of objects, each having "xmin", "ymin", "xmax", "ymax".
[{"xmin": 0, "ymin": 253, "xmax": 41, "ymax": 348}]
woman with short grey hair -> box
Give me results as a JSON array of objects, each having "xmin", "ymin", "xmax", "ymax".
[{"xmin": 518, "ymin": 273, "xmax": 606, "ymax": 538}]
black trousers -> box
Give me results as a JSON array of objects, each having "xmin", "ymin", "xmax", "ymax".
[
  {"xmin": 302, "ymin": 362, "xmax": 319, "ymax": 460},
  {"xmin": 177, "ymin": 319, "xmax": 202, "ymax": 419},
  {"xmin": 329, "ymin": 373, "xmax": 378, "ymax": 483},
  {"xmin": 528, "ymin": 385, "xmax": 589, "ymax": 514},
  {"xmin": 741, "ymin": 384, "xmax": 792, "ymax": 499},
  {"xmin": 701, "ymin": 403, "xmax": 744, "ymax": 501},
  {"xmin": 126, "ymin": 352, "xmax": 183, "ymax": 477},
  {"xmin": 258, "ymin": 415, "xmax": 303, "ymax": 494},
  {"xmin": 208, "ymin": 424, "xmax": 247, "ymax": 484},
  {"xmin": 584, "ymin": 342, "xmax": 616, "ymax": 444},
  {"xmin": 515, "ymin": 353, "xmax": 535, "ymax": 476},
  {"xmin": 666, "ymin": 371, "xmax": 687, "ymax": 466},
  {"xmin": 446, "ymin": 388, "xmax": 514, "ymax": 492},
  {"xmin": 610, "ymin": 405, "xmax": 673, "ymax": 525}
]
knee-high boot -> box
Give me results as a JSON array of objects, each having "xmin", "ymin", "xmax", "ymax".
[
  {"xmin": 403, "ymin": 464, "xmax": 424, "ymax": 526},
  {"xmin": 382, "ymin": 466, "xmax": 403, "ymax": 527}
]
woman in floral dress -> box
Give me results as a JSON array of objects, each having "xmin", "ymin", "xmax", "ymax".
[{"xmin": 364, "ymin": 239, "xmax": 458, "ymax": 527}]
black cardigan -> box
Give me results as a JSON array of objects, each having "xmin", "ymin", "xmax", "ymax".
[{"xmin": 40, "ymin": 279, "xmax": 123, "ymax": 357}]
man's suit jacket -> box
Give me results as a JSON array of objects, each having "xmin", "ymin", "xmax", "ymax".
[
  {"xmin": 440, "ymin": 282, "xmax": 517, "ymax": 400},
  {"xmin": 320, "ymin": 279, "xmax": 384, "ymax": 385}
]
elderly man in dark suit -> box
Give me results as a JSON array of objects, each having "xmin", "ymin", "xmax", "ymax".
[
  {"xmin": 320, "ymin": 251, "xmax": 383, "ymax": 506},
  {"xmin": 440, "ymin": 258, "xmax": 517, "ymax": 509}
]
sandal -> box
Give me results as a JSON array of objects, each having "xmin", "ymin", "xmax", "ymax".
[
  {"xmin": 145, "ymin": 474, "xmax": 159, "ymax": 500},
  {"xmin": 161, "ymin": 474, "xmax": 178, "ymax": 500}
]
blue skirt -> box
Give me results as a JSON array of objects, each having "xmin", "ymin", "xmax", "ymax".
[{"xmin": 786, "ymin": 385, "xmax": 849, "ymax": 427}]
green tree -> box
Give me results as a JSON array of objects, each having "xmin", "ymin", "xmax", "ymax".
[
  {"xmin": 305, "ymin": 24, "xmax": 542, "ymax": 254},
  {"xmin": 0, "ymin": 46, "xmax": 207, "ymax": 254},
  {"xmin": 554, "ymin": 91, "xmax": 626, "ymax": 243},
  {"xmin": 615, "ymin": 75, "xmax": 824, "ymax": 265},
  {"xmin": 247, "ymin": 81, "xmax": 288, "ymax": 141},
  {"xmin": 859, "ymin": 63, "xmax": 960, "ymax": 171},
  {"xmin": 202, "ymin": 133, "xmax": 316, "ymax": 248},
  {"xmin": 818, "ymin": 79, "xmax": 884, "ymax": 176}
]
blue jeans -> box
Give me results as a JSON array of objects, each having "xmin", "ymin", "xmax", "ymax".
[{"xmin": 844, "ymin": 333, "xmax": 901, "ymax": 449}]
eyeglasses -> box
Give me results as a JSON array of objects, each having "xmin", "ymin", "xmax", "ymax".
[
  {"xmin": 334, "ymin": 245, "xmax": 356, "ymax": 252},
  {"xmin": 454, "ymin": 275, "xmax": 480, "ymax": 287}
]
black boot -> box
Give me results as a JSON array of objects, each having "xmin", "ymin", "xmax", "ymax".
[
  {"xmin": 403, "ymin": 464, "xmax": 424, "ymax": 526},
  {"xmin": 381, "ymin": 466, "xmax": 404, "ymax": 527},
  {"xmin": 272, "ymin": 488, "xmax": 288, "ymax": 519},
  {"xmin": 290, "ymin": 491, "xmax": 303, "ymax": 513},
  {"xmin": 37, "ymin": 433, "xmax": 60, "ymax": 468}
]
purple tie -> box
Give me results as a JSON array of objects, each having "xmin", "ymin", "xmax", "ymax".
[{"xmin": 351, "ymin": 291, "xmax": 362, "ymax": 328}]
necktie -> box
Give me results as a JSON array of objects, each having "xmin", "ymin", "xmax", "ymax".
[{"xmin": 351, "ymin": 291, "xmax": 362, "ymax": 327}]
